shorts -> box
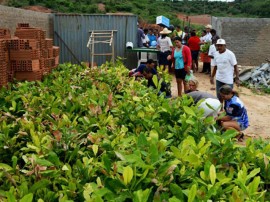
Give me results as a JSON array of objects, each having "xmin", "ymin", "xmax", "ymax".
[
  {"xmin": 191, "ymin": 50, "xmax": 199, "ymax": 60},
  {"xmin": 216, "ymin": 80, "xmax": 233, "ymax": 100},
  {"xmin": 158, "ymin": 51, "xmax": 170, "ymax": 66},
  {"xmin": 175, "ymin": 68, "xmax": 186, "ymax": 80},
  {"xmin": 238, "ymin": 122, "xmax": 248, "ymax": 131}
]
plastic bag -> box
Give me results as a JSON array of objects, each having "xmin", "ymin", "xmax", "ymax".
[{"xmin": 185, "ymin": 70, "xmax": 194, "ymax": 82}]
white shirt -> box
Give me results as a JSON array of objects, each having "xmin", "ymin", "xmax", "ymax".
[
  {"xmin": 208, "ymin": 44, "xmax": 217, "ymax": 67},
  {"xmin": 142, "ymin": 34, "xmax": 149, "ymax": 44},
  {"xmin": 204, "ymin": 32, "xmax": 212, "ymax": 42},
  {"xmin": 212, "ymin": 49, "xmax": 237, "ymax": 84},
  {"xmin": 157, "ymin": 36, "xmax": 172, "ymax": 52}
]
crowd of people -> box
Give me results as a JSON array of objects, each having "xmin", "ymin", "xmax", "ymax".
[{"xmin": 132, "ymin": 23, "xmax": 249, "ymax": 139}]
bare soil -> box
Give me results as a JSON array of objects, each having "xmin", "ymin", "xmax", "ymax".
[{"xmin": 170, "ymin": 66, "xmax": 270, "ymax": 139}]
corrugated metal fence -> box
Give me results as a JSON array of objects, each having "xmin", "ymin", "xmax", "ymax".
[{"xmin": 54, "ymin": 14, "xmax": 137, "ymax": 66}]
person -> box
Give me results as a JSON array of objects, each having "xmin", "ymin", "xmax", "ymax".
[
  {"xmin": 157, "ymin": 28, "xmax": 173, "ymax": 72},
  {"xmin": 142, "ymin": 28, "xmax": 150, "ymax": 47},
  {"xmin": 210, "ymin": 29, "xmax": 220, "ymax": 43},
  {"xmin": 167, "ymin": 36, "xmax": 192, "ymax": 97},
  {"xmin": 137, "ymin": 22, "xmax": 145, "ymax": 48},
  {"xmin": 181, "ymin": 26, "xmax": 189, "ymax": 45},
  {"xmin": 171, "ymin": 25, "xmax": 183, "ymax": 39},
  {"xmin": 199, "ymin": 30, "xmax": 211, "ymax": 74},
  {"xmin": 147, "ymin": 28, "xmax": 157, "ymax": 47},
  {"xmin": 204, "ymin": 24, "xmax": 212, "ymax": 42},
  {"xmin": 129, "ymin": 59, "xmax": 171, "ymax": 97},
  {"xmin": 185, "ymin": 78, "xmax": 221, "ymax": 118},
  {"xmin": 188, "ymin": 31, "xmax": 201, "ymax": 72},
  {"xmin": 186, "ymin": 78, "xmax": 219, "ymax": 102},
  {"xmin": 208, "ymin": 37, "xmax": 219, "ymax": 90},
  {"xmin": 129, "ymin": 59, "xmax": 156, "ymax": 79},
  {"xmin": 210, "ymin": 39, "xmax": 240, "ymax": 102},
  {"xmin": 217, "ymin": 85, "xmax": 249, "ymax": 140}
]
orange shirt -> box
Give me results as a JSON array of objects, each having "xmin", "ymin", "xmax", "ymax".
[{"xmin": 188, "ymin": 36, "xmax": 201, "ymax": 51}]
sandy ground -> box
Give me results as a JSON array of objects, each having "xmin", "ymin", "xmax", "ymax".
[{"xmin": 170, "ymin": 67, "xmax": 270, "ymax": 139}]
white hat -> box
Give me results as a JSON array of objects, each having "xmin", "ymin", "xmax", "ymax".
[
  {"xmin": 160, "ymin": 28, "xmax": 172, "ymax": 34},
  {"xmin": 198, "ymin": 98, "xmax": 221, "ymax": 118},
  {"xmin": 216, "ymin": 39, "xmax": 226, "ymax": 45},
  {"xmin": 126, "ymin": 42, "xmax": 133, "ymax": 49},
  {"xmin": 205, "ymin": 24, "xmax": 212, "ymax": 29}
]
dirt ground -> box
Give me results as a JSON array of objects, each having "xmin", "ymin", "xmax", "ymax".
[{"xmin": 170, "ymin": 65, "xmax": 270, "ymax": 139}]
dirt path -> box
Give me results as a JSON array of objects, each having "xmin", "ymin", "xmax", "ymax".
[{"xmin": 170, "ymin": 68, "xmax": 270, "ymax": 139}]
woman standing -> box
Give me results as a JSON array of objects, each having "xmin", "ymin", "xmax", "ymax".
[
  {"xmin": 157, "ymin": 28, "xmax": 173, "ymax": 72},
  {"xmin": 188, "ymin": 31, "xmax": 201, "ymax": 72},
  {"xmin": 167, "ymin": 36, "xmax": 192, "ymax": 96},
  {"xmin": 218, "ymin": 85, "xmax": 249, "ymax": 140}
]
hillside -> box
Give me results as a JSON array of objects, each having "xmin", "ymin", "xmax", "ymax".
[{"xmin": 2, "ymin": 0, "xmax": 270, "ymax": 25}]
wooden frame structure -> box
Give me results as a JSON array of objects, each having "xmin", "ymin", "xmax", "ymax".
[{"xmin": 87, "ymin": 30, "xmax": 117, "ymax": 67}]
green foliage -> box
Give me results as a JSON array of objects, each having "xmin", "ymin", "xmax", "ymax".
[
  {"xmin": 6, "ymin": 0, "xmax": 270, "ymax": 22},
  {"xmin": 0, "ymin": 62, "xmax": 269, "ymax": 201}
]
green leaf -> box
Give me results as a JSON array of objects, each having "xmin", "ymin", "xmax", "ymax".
[
  {"xmin": 104, "ymin": 178, "xmax": 125, "ymax": 193},
  {"xmin": 123, "ymin": 166, "xmax": 133, "ymax": 185},
  {"xmin": 209, "ymin": 164, "xmax": 216, "ymax": 185},
  {"xmin": 149, "ymin": 130, "xmax": 159, "ymax": 142},
  {"xmin": 152, "ymin": 75, "xmax": 158, "ymax": 88},
  {"xmin": 29, "ymin": 179, "xmax": 50, "ymax": 193},
  {"xmin": 92, "ymin": 144, "xmax": 98, "ymax": 156},
  {"xmin": 6, "ymin": 192, "xmax": 16, "ymax": 202},
  {"xmin": 133, "ymin": 188, "xmax": 151, "ymax": 202},
  {"xmin": 102, "ymin": 154, "xmax": 112, "ymax": 172},
  {"xmin": 169, "ymin": 196, "xmax": 182, "ymax": 202},
  {"xmin": 133, "ymin": 96, "xmax": 141, "ymax": 102},
  {"xmin": 246, "ymin": 168, "xmax": 260, "ymax": 181},
  {"xmin": 19, "ymin": 193, "xmax": 33, "ymax": 202},
  {"xmin": 0, "ymin": 163, "xmax": 13, "ymax": 171},
  {"xmin": 149, "ymin": 143, "xmax": 159, "ymax": 163},
  {"xmin": 170, "ymin": 146, "xmax": 182, "ymax": 159},
  {"xmin": 248, "ymin": 176, "xmax": 260, "ymax": 194},
  {"xmin": 188, "ymin": 184, "xmax": 197, "ymax": 202},
  {"xmin": 170, "ymin": 183, "xmax": 184, "ymax": 200},
  {"xmin": 35, "ymin": 159, "xmax": 54, "ymax": 167},
  {"xmin": 30, "ymin": 129, "xmax": 40, "ymax": 148},
  {"xmin": 183, "ymin": 106, "xmax": 195, "ymax": 116}
]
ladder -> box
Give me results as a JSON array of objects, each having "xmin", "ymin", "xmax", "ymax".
[{"xmin": 87, "ymin": 30, "xmax": 117, "ymax": 68}]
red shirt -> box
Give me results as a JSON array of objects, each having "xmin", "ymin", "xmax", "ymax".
[{"xmin": 188, "ymin": 36, "xmax": 201, "ymax": 51}]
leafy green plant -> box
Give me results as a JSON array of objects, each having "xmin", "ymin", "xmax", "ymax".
[{"xmin": 0, "ymin": 61, "xmax": 269, "ymax": 201}]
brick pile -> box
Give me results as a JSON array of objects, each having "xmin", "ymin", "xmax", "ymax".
[
  {"xmin": 0, "ymin": 29, "xmax": 10, "ymax": 87},
  {"xmin": 0, "ymin": 23, "xmax": 60, "ymax": 87}
]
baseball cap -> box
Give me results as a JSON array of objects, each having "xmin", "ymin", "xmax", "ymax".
[{"xmin": 216, "ymin": 39, "xmax": 226, "ymax": 45}]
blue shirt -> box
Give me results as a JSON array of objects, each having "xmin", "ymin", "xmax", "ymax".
[
  {"xmin": 174, "ymin": 48, "xmax": 184, "ymax": 70},
  {"xmin": 148, "ymin": 34, "xmax": 156, "ymax": 45},
  {"xmin": 224, "ymin": 95, "xmax": 249, "ymax": 128},
  {"xmin": 135, "ymin": 64, "xmax": 157, "ymax": 75}
]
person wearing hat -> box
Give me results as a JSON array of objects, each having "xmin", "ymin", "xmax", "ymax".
[
  {"xmin": 157, "ymin": 28, "xmax": 173, "ymax": 72},
  {"xmin": 210, "ymin": 39, "xmax": 240, "ymax": 102},
  {"xmin": 204, "ymin": 24, "xmax": 212, "ymax": 42}
]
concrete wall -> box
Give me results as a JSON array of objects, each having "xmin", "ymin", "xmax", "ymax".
[
  {"xmin": 212, "ymin": 17, "xmax": 270, "ymax": 66},
  {"xmin": 0, "ymin": 5, "xmax": 53, "ymax": 38}
]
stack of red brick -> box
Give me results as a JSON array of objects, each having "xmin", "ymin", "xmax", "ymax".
[
  {"xmin": 0, "ymin": 29, "xmax": 10, "ymax": 87},
  {"xmin": 0, "ymin": 23, "xmax": 60, "ymax": 87}
]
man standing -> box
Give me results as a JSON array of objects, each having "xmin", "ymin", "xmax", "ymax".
[
  {"xmin": 210, "ymin": 39, "xmax": 240, "ymax": 102},
  {"xmin": 137, "ymin": 23, "xmax": 145, "ymax": 48}
]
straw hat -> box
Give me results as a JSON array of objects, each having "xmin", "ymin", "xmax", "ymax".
[
  {"xmin": 160, "ymin": 28, "xmax": 172, "ymax": 34},
  {"xmin": 205, "ymin": 24, "xmax": 212, "ymax": 29}
]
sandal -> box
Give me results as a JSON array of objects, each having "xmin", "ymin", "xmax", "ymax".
[{"xmin": 236, "ymin": 132, "xmax": 244, "ymax": 142}]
